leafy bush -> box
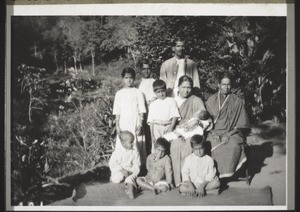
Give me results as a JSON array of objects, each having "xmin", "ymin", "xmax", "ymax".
[{"xmin": 44, "ymin": 78, "xmax": 122, "ymax": 178}]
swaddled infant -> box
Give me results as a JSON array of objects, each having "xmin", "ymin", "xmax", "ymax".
[{"xmin": 163, "ymin": 110, "xmax": 212, "ymax": 141}]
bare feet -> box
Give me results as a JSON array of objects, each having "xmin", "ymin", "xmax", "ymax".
[
  {"xmin": 206, "ymin": 188, "xmax": 219, "ymax": 196},
  {"xmin": 125, "ymin": 184, "xmax": 136, "ymax": 199},
  {"xmin": 152, "ymin": 188, "xmax": 161, "ymax": 195}
]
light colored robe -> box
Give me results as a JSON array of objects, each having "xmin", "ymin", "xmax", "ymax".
[{"xmin": 160, "ymin": 57, "xmax": 200, "ymax": 97}]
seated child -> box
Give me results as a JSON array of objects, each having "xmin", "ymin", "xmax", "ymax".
[
  {"xmin": 179, "ymin": 134, "xmax": 220, "ymax": 198},
  {"xmin": 109, "ymin": 131, "xmax": 141, "ymax": 199},
  {"xmin": 147, "ymin": 79, "xmax": 180, "ymax": 152},
  {"xmin": 136, "ymin": 137, "xmax": 174, "ymax": 195},
  {"xmin": 163, "ymin": 110, "xmax": 212, "ymax": 141}
]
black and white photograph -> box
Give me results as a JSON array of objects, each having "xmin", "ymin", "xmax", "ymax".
[{"xmin": 5, "ymin": 2, "xmax": 294, "ymax": 211}]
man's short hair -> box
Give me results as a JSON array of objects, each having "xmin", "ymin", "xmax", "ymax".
[
  {"xmin": 153, "ymin": 79, "xmax": 166, "ymax": 92},
  {"xmin": 218, "ymin": 73, "xmax": 232, "ymax": 84},
  {"xmin": 139, "ymin": 58, "xmax": 151, "ymax": 69},
  {"xmin": 172, "ymin": 37, "xmax": 185, "ymax": 47},
  {"xmin": 190, "ymin": 134, "xmax": 204, "ymax": 148}
]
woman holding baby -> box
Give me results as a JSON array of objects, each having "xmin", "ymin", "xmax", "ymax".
[{"xmin": 170, "ymin": 75, "xmax": 209, "ymax": 187}]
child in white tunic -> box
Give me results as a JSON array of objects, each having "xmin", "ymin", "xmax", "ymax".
[
  {"xmin": 109, "ymin": 131, "xmax": 141, "ymax": 199},
  {"xmin": 113, "ymin": 67, "xmax": 147, "ymax": 164},
  {"xmin": 179, "ymin": 134, "xmax": 220, "ymax": 197},
  {"xmin": 138, "ymin": 60, "xmax": 156, "ymax": 105},
  {"xmin": 147, "ymin": 79, "xmax": 180, "ymax": 153},
  {"xmin": 137, "ymin": 60, "xmax": 156, "ymax": 156}
]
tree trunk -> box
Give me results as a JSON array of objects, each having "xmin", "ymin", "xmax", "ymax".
[
  {"xmin": 64, "ymin": 61, "xmax": 67, "ymax": 73},
  {"xmin": 54, "ymin": 52, "xmax": 58, "ymax": 72},
  {"xmin": 55, "ymin": 62, "xmax": 59, "ymax": 72},
  {"xmin": 91, "ymin": 50, "xmax": 95, "ymax": 76},
  {"xmin": 73, "ymin": 54, "xmax": 77, "ymax": 74},
  {"xmin": 34, "ymin": 43, "xmax": 37, "ymax": 57},
  {"xmin": 79, "ymin": 62, "xmax": 83, "ymax": 73},
  {"xmin": 28, "ymin": 88, "xmax": 32, "ymax": 123}
]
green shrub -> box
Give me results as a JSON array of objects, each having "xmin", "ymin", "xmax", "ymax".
[{"xmin": 44, "ymin": 79, "xmax": 122, "ymax": 178}]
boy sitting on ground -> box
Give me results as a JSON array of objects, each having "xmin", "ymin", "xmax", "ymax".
[
  {"xmin": 179, "ymin": 134, "xmax": 220, "ymax": 198},
  {"xmin": 109, "ymin": 131, "xmax": 141, "ymax": 199},
  {"xmin": 163, "ymin": 110, "xmax": 212, "ymax": 141},
  {"xmin": 136, "ymin": 137, "xmax": 174, "ymax": 195}
]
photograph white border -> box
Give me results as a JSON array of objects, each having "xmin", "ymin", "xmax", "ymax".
[{"xmin": 5, "ymin": 3, "xmax": 294, "ymax": 211}]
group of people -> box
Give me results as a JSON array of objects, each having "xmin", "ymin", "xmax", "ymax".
[{"xmin": 108, "ymin": 37, "xmax": 250, "ymax": 200}]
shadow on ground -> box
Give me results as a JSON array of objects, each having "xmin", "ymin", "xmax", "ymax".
[{"xmin": 41, "ymin": 121, "xmax": 286, "ymax": 206}]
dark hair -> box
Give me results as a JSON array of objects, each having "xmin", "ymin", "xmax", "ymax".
[
  {"xmin": 218, "ymin": 73, "xmax": 232, "ymax": 84},
  {"xmin": 155, "ymin": 137, "xmax": 170, "ymax": 151},
  {"xmin": 178, "ymin": 75, "xmax": 193, "ymax": 88},
  {"xmin": 139, "ymin": 58, "xmax": 151, "ymax": 69},
  {"xmin": 120, "ymin": 130, "xmax": 134, "ymax": 142},
  {"xmin": 190, "ymin": 134, "xmax": 204, "ymax": 148},
  {"xmin": 153, "ymin": 79, "xmax": 166, "ymax": 92},
  {"xmin": 121, "ymin": 67, "xmax": 136, "ymax": 79},
  {"xmin": 198, "ymin": 110, "xmax": 210, "ymax": 120},
  {"xmin": 172, "ymin": 37, "xmax": 185, "ymax": 47}
]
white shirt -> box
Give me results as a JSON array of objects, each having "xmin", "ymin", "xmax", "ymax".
[
  {"xmin": 182, "ymin": 154, "xmax": 216, "ymax": 184},
  {"xmin": 138, "ymin": 78, "xmax": 156, "ymax": 103},
  {"xmin": 113, "ymin": 87, "xmax": 146, "ymax": 132},
  {"xmin": 109, "ymin": 145, "xmax": 141, "ymax": 177},
  {"xmin": 173, "ymin": 58, "xmax": 185, "ymax": 97},
  {"xmin": 147, "ymin": 97, "xmax": 180, "ymax": 124}
]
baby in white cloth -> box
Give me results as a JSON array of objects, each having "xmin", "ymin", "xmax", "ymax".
[{"xmin": 163, "ymin": 110, "xmax": 212, "ymax": 141}]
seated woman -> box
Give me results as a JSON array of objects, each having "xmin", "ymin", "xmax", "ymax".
[
  {"xmin": 170, "ymin": 75, "xmax": 211, "ymax": 187},
  {"xmin": 205, "ymin": 74, "xmax": 250, "ymax": 184}
]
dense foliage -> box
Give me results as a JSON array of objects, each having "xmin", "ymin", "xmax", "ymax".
[{"xmin": 10, "ymin": 16, "xmax": 286, "ymax": 204}]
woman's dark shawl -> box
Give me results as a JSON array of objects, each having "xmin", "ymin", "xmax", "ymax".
[
  {"xmin": 206, "ymin": 92, "xmax": 250, "ymax": 136},
  {"xmin": 178, "ymin": 95, "xmax": 206, "ymax": 124}
]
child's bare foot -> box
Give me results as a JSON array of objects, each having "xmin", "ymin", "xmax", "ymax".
[
  {"xmin": 206, "ymin": 188, "xmax": 219, "ymax": 196},
  {"xmin": 152, "ymin": 188, "xmax": 161, "ymax": 195},
  {"xmin": 125, "ymin": 184, "xmax": 136, "ymax": 199}
]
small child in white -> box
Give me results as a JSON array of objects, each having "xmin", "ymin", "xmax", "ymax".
[
  {"xmin": 163, "ymin": 110, "xmax": 212, "ymax": 141},
  {"xmin": 109, "ymin": 131, "xmax": 141, "ymax": 199},
  {"xmin": 179, "ymin": 134, "xmax": 220, "ymax": 197},
  {"xmin": 136, "ymin": 137, "xmax": 174, "ymax": 195}
]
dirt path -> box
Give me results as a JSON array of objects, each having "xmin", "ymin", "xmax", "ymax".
[{"xmin": 48, "ymin": 131, "xmax": 286, "ymax": 206}]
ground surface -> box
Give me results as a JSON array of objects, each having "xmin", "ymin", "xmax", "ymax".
[{"xmin": 49, "ymin": 130, "xmax": 287, "ymax": 207}]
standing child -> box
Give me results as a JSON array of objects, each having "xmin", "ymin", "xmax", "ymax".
[
  {"xmin": 179, "ymin": 134, "xmax": 220, "ymax": 197},
  {"xmin": 137, "ymin": 59, "xmax": 156, "ymax": 156},
  {"xmin": 109, "ymin": 131, "xmax": 141, "ymax": 199},
  {"xmin": 136, "ymin": 137, "xmax": 174, "ymax": 195},
  {"xmin": 113, "ymin": 67, "xmax": 147, "ymax": 164},
  {"xmin": 137, "ymin": 59, "xmax": 157, "ymax": 105},
  {"xmin": 147, "ymin": 79, "xmax": 180, "ymax": 153}
]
